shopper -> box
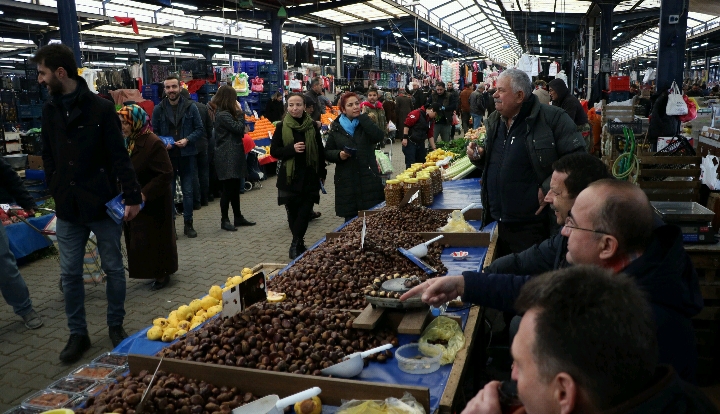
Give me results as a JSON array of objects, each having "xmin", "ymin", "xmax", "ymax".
[
  {"xmin": 304, "ymin": 77, "xmax": 323, "ymax": 122},
  {"xmin": 686, "ymin": 83, "xmax": 704, "ymax": 97},
  {"xmin": 210, "ymin": 85, "xmax": 256, "ymax": 231},
  {"xmin": 402, "ymin": 103, "xmax": 439, "ymax": 168},
  {"xmin": 409, "ymin": 82, "xmax": 425, "ymax": 109},
  {"xmin": 427, "ymin": 82, "xmax": 458, "ymax": 143},
  {"xmin": 469, "ymin": 85, "xmax": 486, "ymax": 130},
  {"xmin": 360, "ymin": 87, "xmax": 387, "ymax": 131},
  {"xmin": 532, "ymin": 80, "xmax": 551, "ymax": 105},
  {"xmin": 264, "ymin": 91, "xmax": 285, "ymax": 123},
  {"xmin": 484, "ymin": 85, "xmax": 496, "ymax": 116},
  {"xmin": 382, "ymin": 92, "xmax": 396, "ymax": 142},
  {"xmin": 117, "ymin": 104, "xmax": 177, "ymax": 291},
  {"xmin": 467, "ymin": 69, "xmax": 585, "ymax": 257},
  {"xmin": 394, "ymin": 89, "xmax": 413, "ymax": 137},
  {"xmin": 446, "ymin": 82, "xmax": 460, "ymax": 138},
  {"xmin": 0, "ymin": 157, "xmax": 43, "ymax": 330},
  {"xmin": 402, "ymin": 179, "xmax": 703, "ymax": 382},
  {"xmin": 152, "ymin": 75, "xmax": 204, "ymax": 238},
  {"xmin": 270, "ymin": 93, "xmax": 327, "ymax": 259},
  {"xmin": 325, "ymin": 92, "xmax": 385, "ymax": 222},
  {"xmin": 459, "ymin": 83, "xmax": 473, "ymax": 134},
  {"xmin": 548, "ymin": 78, "xmax": 591, "ymax": 151},
  {"xmin": 460, "ymin": 266, "xmax": 717, "ymax": 414},
  {"xmin": 179, "ymin": 89, "xmax": 211, "ymax": 209},
  {"xmin": 34, "ymin": 44, "xmax": 142, "ymax": 362}
]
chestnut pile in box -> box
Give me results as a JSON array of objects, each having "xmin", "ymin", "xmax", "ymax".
[
  {"xmin": 267, "ymin": 230, "xmax": 447, "ymax": 309},
  {"xmin": 75, "ymin": 371, "xmax": 257, "ymax": 414},
  {"xmin": 341, "ymin": 206, "xmax": 449, "ymax": 233},
  {"xmin": 159, "ymin": 302, "xmax": 397, "ymax": 375}
]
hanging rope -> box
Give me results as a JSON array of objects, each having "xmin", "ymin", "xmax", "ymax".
[{"xmin": 612, "ymin": 127, "xmax": 639, "ymax": 183}]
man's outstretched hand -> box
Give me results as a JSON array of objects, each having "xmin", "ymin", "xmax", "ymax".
[{"xmin": 399, "ymin": 276, "xmax": 465, "ymax": 307}]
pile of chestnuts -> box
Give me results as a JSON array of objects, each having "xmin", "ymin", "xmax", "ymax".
[
  {"xmin": 364, "ymin": 274, "xmax": 421, "ymax": 300},
  {"xmin": 342, "ymin": 206, "xmax": 450, "ymax": 233}
]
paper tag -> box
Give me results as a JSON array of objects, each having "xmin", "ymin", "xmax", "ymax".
[
  {"xmin": 0, "ymin": 204, "xmax": 9, "ymax": 211},
  {"xmin": 361, "ymin": 215, "xmax": 366, "ymax": 250},
  {"xmin": 221, "ymin": 271, "xmax": 267, "ymax": 318}
]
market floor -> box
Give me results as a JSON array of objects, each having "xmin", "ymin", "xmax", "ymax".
[{"xmin": 0, "ymin": 140, "xmax": 408, "ymax": 410}]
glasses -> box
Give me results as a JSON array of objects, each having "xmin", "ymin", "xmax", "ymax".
[{"xmin": 564, "ymin": 216, "xmax": 611, "ymax": 235}]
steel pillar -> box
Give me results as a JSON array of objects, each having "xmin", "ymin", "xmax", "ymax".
[
  {"xmin": 137, "ymin": 44, "xmax": 149, "ymax": 82},
  {"xmin": 58, "ymin": 0, "xmax": 81, "ymax": 66},
  {"xmin": 656, "ymin": 0, "xmax": 688, "ymax": 92},
  {"xmin": 587, "ymin": 19, "xmax": 595, "ymax": 99},
  {"xmin": 270, "ymin": 15, "xmax": 285, "ymax": 88},
  {"xmin": 598, "ymin": 3, "xmax": 614, "ymax": 91},
  {"xmin": 335, "ymin": 33, "xmax": 343, "ymax": 78}
]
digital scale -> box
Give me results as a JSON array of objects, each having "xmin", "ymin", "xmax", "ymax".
[{"xmin": 651, "ymin": 201, "xmax": 717, "ymax": 244}]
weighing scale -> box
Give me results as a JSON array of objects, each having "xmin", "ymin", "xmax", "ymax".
[{"xmin": 651, "ymin": 201, "xmax": 717, "ymax": 244}]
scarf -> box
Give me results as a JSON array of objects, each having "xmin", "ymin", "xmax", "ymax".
[
  {"xmin": 282, "ymin": 112, "xmax": 317, "ymax": 184},
  {"xmin": 339, "ymin": 114, "xmax": 359, "ymax": 136},
  {"xmin": 117, "ymin": 104, "xmax": 151, "ymax": 155}
]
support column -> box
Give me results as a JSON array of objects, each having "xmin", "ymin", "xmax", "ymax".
[
  {"xmin": 269, "ymin": 15, "xmax": 285, "ymax": 88},
  {"xmin": 706, "ymin": 56, "xmax": 712, "ymax": 84},
  {"xmin": 656, "ymin": 0, "xmax": 688, "ymax": 92},
  {"xmin": 335, "ymin": 32, "xmax": 343, "ymax": 79},
  {"xmin": 587, "ymin": 19, "xmax": 595, "ymax": 100},
  {"xmin": 598, "ymin": 3, "xmax": 614, "ymax": 93},
  {"xmin": 58, "ymin": 0, "xmax": 82, "ymax": 66},
  {"xmin": 137, "ymin": 44, "xmax": 149, "ymax": 83}
]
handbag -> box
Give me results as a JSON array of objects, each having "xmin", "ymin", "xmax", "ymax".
[
  {"xmin": 666, "ymin": 81, "xmax": 688, "ymax": 116},
  {"xmin": 678, "ymin": 95, "xmax": 698, "ymax": 122}
]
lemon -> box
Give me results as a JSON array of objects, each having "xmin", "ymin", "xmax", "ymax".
[
  {"xmin": 228, "ymin": 276, "xmax": 243, "ymax": 286},
  {"xmin": 190, "ymin": 321, "xmax": 202, "ymax": 330},
  {"xmin": 167, "ymin": 314, "xmax": 179, "ymax": 328},
  {"xmin": 200, "ymin": 296, "xmax": 219, "ymax": 310},
  {"xmin": 188, "ymin": 299, "xmax": 202, "ymax": 314},
  {"xmin": 152, "ymin": 318, "xmax": 168, "ymax": 328},
  {"xmin": 161, "ymin": 328, "xmax": 177, "ymax": 342},
  {"xmin": 177, "ymin": 320, "xmax": 191, "ymax": 331},
  {"xmin": 206, "ymin": 304, "xmax": 222, "ymax": 318},
  {"xmin": 209, "ymin": 285, "xmax": 223, "ymax": 301},
  {"xmin": 177, "ymin": 305, "xmax": 193, "ymax": 321}
]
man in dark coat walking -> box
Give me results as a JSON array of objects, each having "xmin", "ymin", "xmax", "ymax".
[
  {"xmin": 34, "ymin": 44, "xmax": 142, "ymax": 362},
  {"xmin": 395, "ymin": 89, "xmax": 413, "ymax": 136},
  {"xmin": 180, "ymin": 89, "xmax": 211, "ymax": 209}
]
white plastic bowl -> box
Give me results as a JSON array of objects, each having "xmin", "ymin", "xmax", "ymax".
[{"xmin": 395, "ymin": 343, "xmax": 442, "ymax": 374}]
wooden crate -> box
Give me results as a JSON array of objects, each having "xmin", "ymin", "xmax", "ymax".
[{"xmin": 637, "ymin": 155, "xmax": 702, "ymax": 202}]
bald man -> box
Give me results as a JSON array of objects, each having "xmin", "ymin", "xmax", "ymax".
[{"xmin": 402, "ymin": 179, "xmax": 704, "ymax": 382}]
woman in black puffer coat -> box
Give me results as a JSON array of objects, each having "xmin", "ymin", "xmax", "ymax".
[{"xmin": 325, "ymin": 92, "xmax": 385, "ymax": 221}]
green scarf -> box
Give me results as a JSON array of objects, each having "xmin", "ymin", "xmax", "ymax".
[{"xmin": 282, "ymin": 112, "xmax": 318, "ymax": 184}]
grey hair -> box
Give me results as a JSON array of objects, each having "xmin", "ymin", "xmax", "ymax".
[{"xmin": 498, "ymin": 68, "xmax": 533, "ymax": 100}]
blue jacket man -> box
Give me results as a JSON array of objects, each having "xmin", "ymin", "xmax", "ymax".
[{"xmin": 152, "ymin": 75, "xmax": 204, "ymax": 238}]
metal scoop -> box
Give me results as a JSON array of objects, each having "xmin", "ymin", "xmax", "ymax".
[
  {"xmin": 321, "ymin": 344, "xmax": 393, "ymax": 378},
  {"xmin": 232, "ymin": 387, "xmax": 321, "ymax": 414},
  {"xmin": 408, "ymin": 235, "xmax": 444, "ymax": 258}
]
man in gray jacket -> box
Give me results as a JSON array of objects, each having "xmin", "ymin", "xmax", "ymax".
[
  {"xmin": 467, "ymin": 68, "xmax": 585, "ymax": 257},
  {"xmin": 469, "ymin": 85, "xmax": 486, "ymax": 129}
]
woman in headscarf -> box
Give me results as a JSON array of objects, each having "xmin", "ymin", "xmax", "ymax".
[
  {"xmin": 270, "ymin": 93, "xmax": 327, "ymax": 259},
  {"xmin": 117, "ymin": 104, "xmax": 177, "ymax": 290}
]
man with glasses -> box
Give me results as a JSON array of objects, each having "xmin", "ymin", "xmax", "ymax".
[{"xmin": 402, "ymin": 179, "xmax": 703, "ymax": 382}]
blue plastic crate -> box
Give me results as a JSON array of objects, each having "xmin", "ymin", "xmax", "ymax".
[
  {"xmin": 198, "ymin": 83, "xmax": 218, "ymax": 93},
  {"xmin": 609, "ymin": 91, "xmax": 630, "ymax": 103},
  {"xmin": 142, "ymin": 84, "xmax": 159, "ymax": 100},
  {"xmin": 245, "ymin": 121, "xmax": 255, "ymax": 132},
  {"xmin": 189, "ymin": 93, "xmax": 198, "ymax": 101}
]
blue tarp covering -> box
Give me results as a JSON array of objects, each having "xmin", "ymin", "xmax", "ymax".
[{"xmin": 6, "ymin": 214, "xmax": 53, "ymax": 259}]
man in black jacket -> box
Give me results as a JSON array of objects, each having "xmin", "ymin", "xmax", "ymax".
[
  {"xmin": 402, "ymin": 180, "xmax": 703, "ymax": 382},
  {"xmin": 462, "ymin": 266, "xmax": 717, "ymax": 414},
  {"xmin": 428, "ymin": 82, "xmax": 458, "ymax": 143},
  {"xmin": 33, "ymin": 44, "xmax": 142, "ymax": 362},
  {"xmin": 180, "ymin": 89, "xmax": 211, "ymax": 208},
  {"xmin": 0, "ymin": 157, "xmax": 43, "ymax": 330}
]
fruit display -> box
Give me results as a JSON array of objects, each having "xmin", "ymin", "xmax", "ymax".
[
  {"xmin": 159, "ymin": 301, "xmax": 397, "ymax": 375},
  {"xmin": 147, "ymin": 268, "xmax": 259, "ymax": 342},
  {"xmin": 321, "ymin": 112, "xmax": 337, "ymax": 126},
  {"xmin": 74, "ymin": 371, "xmax": 260, "ymax": 414},
  {"xmin": 267, "ymin": 229, "xmax": 446, "ymax": 310},
  {"xmin": 247, "ymin": 116, "xmax": 276, "ymax": 140},
  {"xmin": 464, "ymin": 127, "xmax": 486, "ymax": 144},
  {"xmin": 341, "ymin": 206, "xmax": 449, "ymax": 233},
  {"xmin": 425, "ymin": 148, "xmax": 455, "ymax": 163}
]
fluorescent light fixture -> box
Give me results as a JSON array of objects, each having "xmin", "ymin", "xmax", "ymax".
[
  {"xmin": 613, "ymin": 25, "xmax": 619, "ymax": 30},
  {"xmin": 313, "ymin": 54, "xmax": 319, "ymax": 57},
  {"xmin": 550, "ymin": 27, "xmax": 555, "ymax": 33},
  {"xmin": 537, "ymin": 34, "xmax": 541, "ymax": 42},
  {"xmin": 167, "ymin": 47, "xmax": 181, "ymax": 51},
  {"xmin": 393, "ymin": 32, "xmax": 402, "ymax": 37},
  {"xmin": 551, "ymin": 21, "xmax": 555, "ymax": 24},
  {"xmin": 250, "ymin": 46, "xmax": 262, "ymax": 50},
  {"xmin": 701, "ymin": 42, "xmax": 708, "ymax": 46},
  {"xmin": 18, "ymin": 53, "xmax": 33, "ymax": 57},
  {"xmin": 420, "ymin": 37, "xmax": 428, "ymax": 42},
  {"xmin": 0, "ymin": 11, "xmax": 4, "ymax": 14},
  {"xmin": 17, "ymin": 19, "xmax": 48, "ymax": 25},
  {"xmin": 116, "ymin": 56, "xmax": 128, "ymax": 60},
  {"xmin": 0, "ymin": 65, "xmax": 14, "ymax": 69},
  {"xmin": 158, "ymin": 59, "xmax": 170, "ymax": 62},
  {"xmin": 209, "ymin": 44, "xmax": 223, "ymax": 48},
  {"xmin": 692, "ymin": 45, "xmax": 699, "ymax": 49},
  {"xmin": 374, "ymin": 27, "xmax": 384, "ymax": 30},
  {"xmin": 343, "ymin": 36, "xmax": 349, "ymax": 40},
  {"xmin": 540, "ymin": 47, "xmax": 543, "ymax": 53},
  {"xmin": 174, "ymin": 40, "xmax": 189, "ymax": 44},
  {"xmin": 172, "ymin": 2, "xmax": 197, "ymax": 10}
]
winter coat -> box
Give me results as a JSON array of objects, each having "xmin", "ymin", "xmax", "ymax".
[
  {"xmin": 464, "ymin": 223, "xmax": 703, "ymax": 383},
  {"xmin": 548, "ymin": 78, "xmax": 588, "ymax": 126},
  {"xmin": 485, "ymin": 89, "xmax": 497, "ymax": 115},
  {"xmin": 123, "ymin": 132, "xmax": 177, "ymax": 279},
  {"xmin": 477, "ymin": 94, "xmax": 585, "ymax": 226},
  {"xmin": 41, "ymin": 77, "xmax": 142, "ymax": 224},
  {"xmin": 325, "ymin": 114, "xmax": 385, "ymax": 218},
  {"xmin": 469, "ymin": 90, "xmax": 485, "ymax": 115},
  {"xmin": 604, "ymin": 366, "xmax": 719, "ymax": 414},
  {"xmin": 532, "ymin": 88, "xmax": 551, "ymax": 105},
  {"xmin": 411, "ymin": 89, "xmax": 426, "ymax": 109},
  {"xmin": 304, "ymin": 90, "xmax": 322, "ymax": 122},
  {"xmin": 264, "ymin": 99, "xmax": 285, "ymax": 123},
  {"xmin": 394, "ymin": 95, "xmax": 413, "ymax": 130},
  {"xmin": 151, "ymin": 96, "xmax": 204, "ymax": 157},
  {"xmin": 0, "ymin": 156, "xmax": 33, "ymax": 210},
  {"xmin": 428, "ymin": 91, "xmax": 458, "ymax": 125},
  {"xmin": 485, "ymin": 232, "xmax": 567, "ymax": 275},
  {"xmin": 383, "ymin": 101, "xmax": 396, "ymax": 128},
  {"xmin": 459, "ymin": 87, "xmax": 473, "ymax": 112},
  {"xmin": 360, "ymin": 101, "xmax": 387, "ymax": 131},
  {"xmin": 213, "ymin": 110, "xmax": 247, "ymax": 181},
  {"xmin": 192, "ymin": 101, "xmax": 211, "ymax": 154},
  {"xmin": 270, "ymin": 118, "xmax": 327, "ymax": 205},
  {"xmin": 405, "ymin": 108, "xmax": 433, "ymax": 143}
]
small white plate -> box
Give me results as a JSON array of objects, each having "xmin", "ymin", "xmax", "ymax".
[{"xmin": 451, "ymin": 251, "xmax": 469, "ymax": 261}]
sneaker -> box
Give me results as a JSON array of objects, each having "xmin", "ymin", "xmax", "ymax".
[
  {"xmin": 22, "ymin": 310, "xmax": 43, "ymax": 330},
  {"xmin": 59, "ymin": 334, "xmax": 91, "ymax": 363},
  {"xmin": 109, "ymin": 325, "xmax": 128, "ymax": 347}
]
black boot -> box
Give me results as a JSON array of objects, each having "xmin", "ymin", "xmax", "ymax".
[
  {"xmin": 296, "ymin": 239, "xmax": 307, "ymax": 255},
  {"xmin": 59, "ymin": 334, "xmax": 91, "ymax": 363},
  {"xmin": 221, "ymin": 218, "xmax": 236, "ymax": 231},
  {"xmin": 108, "ymin": 325, "xmax": 128, "ymax": 347},
  {"xmin": 289, "ymin": 237, "xmax": 300, "ymax": 260},
  {"xmin": 184, "ymin": 220, "xmax": 197, "ymax": 238},
  {"xmin": 234, "ymin": 215, "xmax": 256, "ymax": 227}
]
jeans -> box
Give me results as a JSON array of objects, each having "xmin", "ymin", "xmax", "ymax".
[
  {"xmin": 461, "ymin": 111, "xmax": 471, "ymax": 134},
  {"xmin": 0, "ymin": 223, "xmax": 33, "ymax": 317},
  {"xmin": 172, "ymin": 155, "xmax": 197, "ymax": 222},
  {"xmin": 471, "ymin": 113, "xmax": 483, "ymax": 129},
  {"xmin": 193, "ymin": 151, "xmax": 209, "ymax": 205},
  {"xmin": 402, "ymin": 141, "xmax": 428, "ymax": 169},
  {"xmin": 434, "ymin": 124, "xmax": 452, "ymax": 142},
  {"xmin": 56, "ymin": 217, "xmax": 125, "ymax": 335}
]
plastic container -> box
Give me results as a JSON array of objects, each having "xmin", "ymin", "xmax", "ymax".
[
  {"xmin": 91, "ymin": 352, "xmax": 128, "ymax": 367},
  {"xmin": 403, "ymin": 178, "xmax": 421, "ymax": 207},
  {"xmin": 2, "ymin": 407, "xmax": 42, "ymax": 414},
  {"xmin": 48, "ymin": 377, "xmax": 96, "ymax": 394},
  {"xmin": 21, "ymin": 390, "xmax": 77, "ymax": 411},
  {"xmin": 417, "ymin": 175, "xmax": 433, "ymax": 206},
  {"xmin": 384, "ymin": 179, "xmax": 403, "ymax": 207},
  {"xmin": 609, "ymin": 75, "xmax": 630, "ymax": 91},
  {"xmin": 69, "ymin": 364, "xmax": 121, "ymax": 380},
  {"xmin": 395, "ymin": 343, "xmax": 442, "ymax": 374},
  {"xmin": 84, "ymin": 379, "xmax": 116, "ymax": 396}
]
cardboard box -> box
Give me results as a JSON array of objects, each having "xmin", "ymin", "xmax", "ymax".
[
  {"xmin": 699, "ymin": 137, "xmax": 720, "ymax": 158},
  {"xmin": 28, "ymin": 155, "xmax": 43, "ymax": 170}
]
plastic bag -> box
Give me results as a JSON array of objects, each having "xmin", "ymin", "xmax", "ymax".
[
  {"xmin": 418, "ymin": 316, "xmax": 465, "ymax": 365},
  {"xmin": 679, "ymin": 96, "xmax": 698, "ymax": 122},
  {"xmin": 387, "ymin": 120, "xmax": 397, "ymax": 132},
  {"xmin": 437, "ymin": 210, "xmax": 477, "ymax": 233},
  {"xmin": 375, "ymin": 150, "xmax": 393, "ymax": 175},
  {"xmin": 337, "ymin": 392, "xmax": 425, "ymax": 414},
  {"xmin": 666, "ymin": 81, "xmax": 688, "ymax": 116}
]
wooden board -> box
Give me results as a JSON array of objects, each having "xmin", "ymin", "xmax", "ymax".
[
  {"xmin": 128, "ymin": 354, "xmax": 431, "ymax": 413},
  {"xmin": 397, "ymin": 309, "xmax": 430, "ymax": 335},
  {"xmin": 482, "ymin": 225, "xmax": 500, "ymax": 271},
  {"xmin": 439, "ymin": 306, "xmax": 482, "ymax": 414},
  {"xmin": 352, "ymin": 304, "xmax": 386, "ymax": 330}
]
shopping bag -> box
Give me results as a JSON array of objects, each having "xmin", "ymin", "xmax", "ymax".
[
  {"xmin": 452, "ymin": 113, "xmax": 460, "ymax": 126},
  {"xmin": 387, "ymin": 120, "xmax": 397, "ymax": 132},
  {"xmin": 666, "ymin": 82, "xmax": 688, "ymax": 116},
  {"xmin": 678, "ymin": 96, "xmax": 698, "ymax": 122}
]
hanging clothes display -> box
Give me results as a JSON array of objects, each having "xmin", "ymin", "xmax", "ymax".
[
  {"xmin": 78, "ymin": 68, "xmax": 99, "ymax": 93},
  {"xmin": 307, "ymin": 39, "xmax": 315, "ymax": 64},
  {"xmin": 548, "ymin": 61, "xmax": 559, "ymax": 77},
  {"xmin": 517, "ymin": 54, "xmax": 536, "ymax": 78},
  {"xmin": 128, "ymin": 63, "xmax": 143, "ymax": 82}
]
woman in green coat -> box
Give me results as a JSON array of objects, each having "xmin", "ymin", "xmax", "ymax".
[{"xmin": 325, "ymin": 92, "xmax": 386, "ymax": 221}]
